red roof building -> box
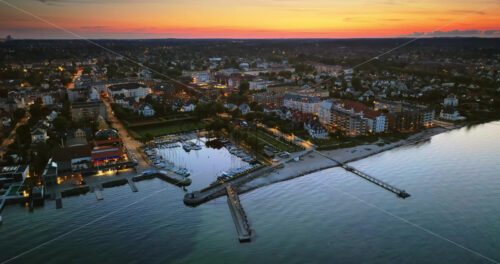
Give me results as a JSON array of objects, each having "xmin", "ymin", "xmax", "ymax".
[{"xmin": 91, "ymin": 146, "xmax": 124, "ymax": 165}]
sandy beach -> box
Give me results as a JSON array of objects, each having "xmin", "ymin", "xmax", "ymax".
[{"xmin": 239, "ymin": 126, "xmax": 448, "ymax": 192}]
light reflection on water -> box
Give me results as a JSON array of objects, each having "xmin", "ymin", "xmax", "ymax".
[{"xmin": 1, "ymin": 122, "xmax": 500, "ymax": 264}]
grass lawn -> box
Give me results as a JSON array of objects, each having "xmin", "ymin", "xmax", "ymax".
[
  {"xmin": 130, "ymin": 121, "xmax": 206, "ymax": 139},
  {"xmin": 251, "ymin": 129, "xmax": 302, "ymax": 152}
]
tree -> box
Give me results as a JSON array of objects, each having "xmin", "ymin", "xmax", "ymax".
[
  {"xmin": 143, "ymin": 133, "xmax": 153, "ymax": 143},
  {"xmin": 61, "ymin": 100, "xmax": 72, "ymax": 120},
  {"xmin": 53, "ymin": 116, "xmax": 70, "ymax": 133},
  {"xmin": 13, "ymin": 108, "xmax": 26, "ymax": 121},
  {"xmin": 16, "ymin": 124, "xmax": 31, "ymax": 147},
  {"xmin": 238, "ymin": 81, "xmax": 249, "ymax": 95}
]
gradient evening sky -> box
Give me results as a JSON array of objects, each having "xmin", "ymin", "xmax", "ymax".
[{"xmin": 0, "ymin": 0, "xmax": 499, "ymax": 39}]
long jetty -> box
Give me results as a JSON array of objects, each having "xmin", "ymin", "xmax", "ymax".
[
  {"xmin": 0, "ymin": 198, "xmax": 5, "ymax": 213},
  {"xmin": 55, "ymin": 192, "xmax": 63, "ymax": 209},
  {"xmin": 0, "ymin": 198, "xmax": 5, "ymax": 224},
  {"xmin": 127, "ymin": 178, "xmax": 138, "ymax": 192},
  {"xmin": 314, "ymin": 150, "xmax": 410, "ymax": 198},
  {"xmin": 226, "ymin": 185, "xmax": 251, "ymax": 242}
]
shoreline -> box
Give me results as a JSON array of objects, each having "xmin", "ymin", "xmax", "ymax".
[{"xmin": 237, "ymin": 126, "xmax": 450, "ymax": 194}]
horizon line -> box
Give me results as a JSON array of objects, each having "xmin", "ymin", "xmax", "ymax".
[{"xmin": 3, "ymin": 36, "xmax": 500, "ymax": 41}]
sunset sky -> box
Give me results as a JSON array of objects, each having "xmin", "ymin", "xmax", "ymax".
[{"xmin": 0, "ymin": 0, "xmax": 499, "ymax": 39}]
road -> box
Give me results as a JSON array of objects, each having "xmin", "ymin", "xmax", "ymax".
[
  {"xmin": 0, "ymin": 114, "xmax": 30, "ymax": 159},
  {"xmin": 102, "ymin": 99, "xmax": 151, "ymax": 172},
  {"xmin": 67, "ymin": 68, "xmax": 82, "ymax": 89}
]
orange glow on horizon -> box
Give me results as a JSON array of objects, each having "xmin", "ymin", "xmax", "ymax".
[{"xmin": 0, "ymin": 0, "xmax": 498, "ymax": 39}]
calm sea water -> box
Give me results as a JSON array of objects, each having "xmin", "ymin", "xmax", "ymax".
[{"xmin": 1, "ymin": 121, "xmax": 500, "ymax": 264}]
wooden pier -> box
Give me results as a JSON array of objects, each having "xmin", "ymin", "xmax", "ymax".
[
  {"xmin": 55, "ymin": 192, "xmax": 63, "ymax": 209},
  {"xmin": 127, "ymin": 178, "xmax": 138, "ymax": 192},
  {"xmin": 226, "ymin": 185, "xmax": 251, "ymax": 242},
  {"xmin": 314, "ymin": 150, "xmax": 410, "ymax": 198},
  {"xmin": 341, "ymin": 164, "xmax": 410, "ymax": 198},
  {"xmin": 0, "ymin": 198, "xmax": 5, "ymax": 223},
  {"xmin": 0, "ymin": 198, "xmax": 5, "ymax": 213}
]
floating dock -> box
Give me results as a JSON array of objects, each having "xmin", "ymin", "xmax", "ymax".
[
  {"xmin": 127, "ymin": 178, "xmax": 138, "ymax": 192},
  {"xmin": 226, "ymin": 185, "xmax": 251, "ymax": 242}
]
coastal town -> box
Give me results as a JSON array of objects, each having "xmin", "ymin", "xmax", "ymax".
[{"xmin": 0, "ymin": 38, "xmax": 499, "ymax": 237}]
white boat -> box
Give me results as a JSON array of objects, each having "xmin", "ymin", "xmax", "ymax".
[
  {"xmin": 192, "ymin": 144, "xmax": 202, "ymax": 150},
  {"xmin": 182, "ymin": 143, "xmax": 191, "ymax": 151},
  {"xmin": 173, "ymin": 168, "xmax": 190, "ymax": 177}
]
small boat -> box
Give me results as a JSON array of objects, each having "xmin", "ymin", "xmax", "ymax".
[
  {"xmin": 192, "ymin": 144, "xmax": 202, "ymax": 150},
  {"xmin": 182, "ymin": 143, "xmax": 191, "ymax": 151},
  {"xmin": 173, "ymin": 168, "xmax": 190, "ymax": 177}
]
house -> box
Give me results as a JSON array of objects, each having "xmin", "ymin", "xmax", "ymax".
[
  {"xmin": 224, "ymin": 103, "xmax": 238, "ymax": 111},
  {"xmin": 239, "ymin": 104, "xmax": 251, "ymax": 115},
  {"xmin": 283, "ymin": 93, "xmax": 321, "ymax": 114},
  {"xmin": 440, "ymin": 107, "xmax": 466, "ymax": 121},
  {"xmin": 318, "ymin": 99, "xmax": 388, "ymax": 135},
  {"xmin": 228, "ymin": 76, "xmax": 241, "ymax": 88},
  {"xmin": 181, "ymin": 104, "xmax": 196, "ymax": 112},
  {"xmin": 0, "ymin": 116, "xmax": 12, "ymax": 127},
  {"xmin": 304, "ymin": 119, "xmax": 329, "ymax": 139},
  {"xmin": 249, "ymin": 79, "xmax": 269, "ymax": 90},
  {"xmin": 31, "ymin": 128, "xmax": 47, "ymax": 143},
  {"xmin": 138, "ymin": 104, "xmax": 155, "ymax": 117},
  {"xmin": 42, "ymin": 94, "xmax": 54, "ymax": 105},
  {"xmin": 71, "ymin": 101, "xmax": 107, "ymax": 122},
  {"xmin": 139, "ymin": 69, "xmax": 152, "ymax": 80},
  {"xmin": 91, "ymin": 146, "xmax": 124, "ymax": 165},
  {"xmin": 66, "ymin": 128, "xmax": 88, "ymax": 147},
  {"xmin": 444, "ymin": 95, "xmax": 459, "ymax": 106},
  {"xmin": 188, "ymin": 71, "xmax": 212, "ymax": 83},
  {"xmin": 46, "ymin": 111, "xmax": 58, "ymax": 122},
  {"xmin": 374, "ymin": 100, "xmax": 435, "ymax": 131},
  {"xmin": 107, "ymin": 83, "xmax": 151, "ymax": 100},
  {"xmin": 74, "ymin": 128, "xmax": 87, "ymax": 139},
  {"xmin": 52, "ymin": 145, "xmax": 92, "ymax": 173}
]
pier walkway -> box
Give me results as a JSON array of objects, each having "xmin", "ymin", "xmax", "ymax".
[
  {"xmin": 127, "ymin": 178, "xmax": 138, "ymax": 192},
  {"xmin": 0, "ymin": 198, "xmax": 5, "ymax": 213},
  {"xmin": 226, "ymin": 185, "xmax": 251, "ymax": 242},
  {"xmin": 55, "ymin": 192, "xmax": 63, "ymax": 209},
  {"xmin": 314, "ymin": 150, "xmax": 410, "ymax": 198}
]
